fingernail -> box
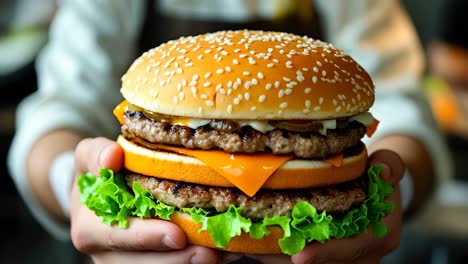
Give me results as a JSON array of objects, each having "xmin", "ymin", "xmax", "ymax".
[
  {"xmin": 98, "ymin": 145, "xmax": 113, "ymax": 168},
  {"xmin": 162, "ymin": 235, "xmax": 180, "ymax": 249},
  {"xmin": 190, "ymin": 253, "xmax": 205, "ymax": 264}
]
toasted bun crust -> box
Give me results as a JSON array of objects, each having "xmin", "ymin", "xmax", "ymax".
[
  {"xmin": 121, "ymin": 30, "xmax": 374, "ymax": 120},
  {"xmin": 170, "ymin": 211, "xmax": 283, "ymax": 254},
  {"xmin": 117, "ymin": 136, "xmax": 367, "ymax": 189}
]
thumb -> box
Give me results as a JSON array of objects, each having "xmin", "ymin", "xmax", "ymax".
[
  {"xmin": 368, "ymin": 149, "xmax": 405, "ymax": 185},
  {"xmin": 74, "ymin": 137, "xmax": 124, "ymax": 175}
]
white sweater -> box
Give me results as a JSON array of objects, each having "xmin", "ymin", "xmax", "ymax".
[{"xmin": 8, "ymin": 0, "xmax": 453, "ymax": 240}]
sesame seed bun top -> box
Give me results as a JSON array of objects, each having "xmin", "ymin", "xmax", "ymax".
[{"xmin": 121, "ymin": 30, "xmax": 375, "ymax": 120}]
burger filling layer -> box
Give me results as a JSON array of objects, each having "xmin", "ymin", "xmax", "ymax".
[
  {"xmin": 122, "ymin": 110, "xmax": 366, "ymax": 158},
  {"xmin": 125, "ymin": 173, "xmax": 367, "ymax": 221}
]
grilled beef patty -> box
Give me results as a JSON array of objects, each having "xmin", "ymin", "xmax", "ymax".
[
  {"xmin": 122, "ymin": 110, "xmax": 366, "ymax": 158},
  {"xmin": 125, "ymin": 173, "xmax": 367, "ymax": 221}
]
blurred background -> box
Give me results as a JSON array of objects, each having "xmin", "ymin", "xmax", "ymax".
[{"xmin": 1, "ymin": 0, "xmax": 467, "ymax": 263}]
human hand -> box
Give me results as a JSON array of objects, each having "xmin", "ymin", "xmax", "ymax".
[
  {"xmin": 222, "ymin": 150, "xmax": 404, "ymax": 264},
  {"xmin": 70, "ymin": 137, "xmax": 219, "ymax": 264},
  {"xmin": 290, "ymin": 149, "xmax": 404, "ymax": 264}
]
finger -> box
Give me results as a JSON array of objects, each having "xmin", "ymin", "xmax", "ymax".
[
  {"xmin": 292, "ymin": 186, "xmax": 402, "ymax": 264},
  {"xmin": 74, "ymin": 137, "xmax": 123, "ymax": 175},
  {"xmin": 291, "ymin": 232, "xmax": 373, "ymax": 264},
  {"xmin": 368, "ymin": 149, "xmax": 405, "ymax": 185},
  {"xmin": 222, "ymin": 253, "xmax": 291, "ymax": 264},
  {"xmin": 93, "ymin": 245, "xmax": 219, "ymax": 264},
  {"xmin": 70, "ymin": 185, "xmax": 187, "ymax": 253}
]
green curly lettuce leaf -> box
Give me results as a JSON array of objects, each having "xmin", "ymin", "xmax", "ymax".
[{"xmin": 78, "ymin": 165, "xmax": 394, "ymax": 255}]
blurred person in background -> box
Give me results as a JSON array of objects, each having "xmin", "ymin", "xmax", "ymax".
[
  {"xmin": 427, "ymin": 0, "xmax": 468, "ymax": 140},
  {"xmin": 0, "ymin": 0, "xmax": 57, "ymax": 101},
  {"xmin": 7, "ymin": 0, "xmax": 452, "ymax": 263}
]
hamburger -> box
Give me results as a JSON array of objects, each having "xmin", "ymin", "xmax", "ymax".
[{"xmin": 78, "ymin": 30, "xmax": 394, "ymax": 255}]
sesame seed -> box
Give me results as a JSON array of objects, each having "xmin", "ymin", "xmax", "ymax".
[
  {"xmin": 244, "ymin": 93, "xmax": 250, "ymax": 101},
  {"xmin": 258, "ymin": 94, "xmax": 266, "ymax": 103},
  {"xmin": 251, "ymin": 78, "xmax": 258, "ymax": 85},
  {"xmin": 278, "ymin": 90, "xmax": 285, "ymax": 98},
  {"xmin": 305, "ymin": 88, "xmax": 311, "ymax": 94},
  {"xmin": 322, "ymin": 70, "xmax": 327, "ymax": 77},
  {"xmin": 176, "ymin": 68, "xmax": 183, "ymax": 74},
  {"xmin": 319, "ymin": 97, "xmax": 324, "ymax": 104},
  {"xmin": 283, "ymin": 77, "xmax": 291, "ymax": 82},
  {"xmin": 203, "ymin": 81, "xmax": 211, "ymax": 87},
  {"xmin": 305, "ymin": 100, "xmax": 311, "ymax": 108},
  {"xmin": 205, "ymin": 49, "xmax": 212, "ymax": 54},
  {"xmin": 275, "ymin": 81, "xmax": 280, "ymax": 88},
  {"xmin": 312, "ymin": 76, "xmax": 318, "ymax": 84},
  {"xmin": 313, "ymin": 67, "xmax": 319, "ymax": 72},
  {"xmin": 221, "ymin": 50, "xmax": 228, "ymax": 56},
  {"xmin": 265, "ymin": 83, "xmax": 272, "ymax": 90},
  {"xmin": 280, "ymin": 102, "xmax": 288, "ymax": 109},
  {"xmin": 314, "ymin": 106, "xmax": 321, "ymax": 112},
  {"xmin": 243, "ymin": 71, "xmax": 250, "ymax": 76},
  {"xmin": 206, "ymin": 100, "xmax": 214, "ymax": 107},
  {"xmin": 317, "ymin": 61, "xmax": 323, "ymax": 67},
  {"xmin": 225, "ymin": 66, "xmax": 232, "ymax": 72},
  {"xmin": 200, "ymin": 94, "xmax": 208, "ymax": 99},
  {"xmin": 216, "ymin": 68, "xmax": 224, "ymax": 74},
  {"xmin": 336, "ymin": 106, "xmax": 342, "ymax": 112},
  {"xmin": 285, "ymin": 89, "xmax": 293, "ymax": 95},
  {"xmin": 227, "ymin": 104, "xmax": 233, "ymax": 113},
  {"xmin": 197, "ymin": 55, "xmax": 203, "ymax": 60},
  {"xmin": 250, "ymin": 106, "xmax": 257, "ymax": 111},
  {"xmin": 286, "ymin": 61, "xmax": 293, "ymax": 68},
  {"xmin": 173, "ymin": 96, "xmax": 178, "ymax": 104},
  {"xmin": 204, "ymin": 72, "xmax": 211, "ymax": 79},
  {"xmin": 233, "ymin": 59, "xmax": 239, "ymax": 65},
  {"xmin": 179, "ymin": 92, "xmax": 185, "ymax": 100},
  {"xmin": 193, "ymin": 74, "xmax": 199, "ymax": 81},
  {"xmin": 267, "ymin": 63, "xmax": 274, "ymax": 68},
  {"xmin": 257, "ymin": 72, "xmax": 264, "ymax": 79},
  {"xmin": 234, "ymin": 48, "xmax": 241, "ymax": 53},
  {"xmin": 233, "ymin": 98, "xmax": 240, "ymax": 105},
  {"xmin": 303, "ymin": 109, "xmax": 310, "ymax": 113},
  {"xmin": 239, "ymin": 54, "xmax": 247, "ymax": 58},
  {"xmin": 333, "ymin": 99, "xmax": 338, "ymax": 106},
  {"xmin": 244, "ymin": 82, "xmax": 250, "ymax": 89}
]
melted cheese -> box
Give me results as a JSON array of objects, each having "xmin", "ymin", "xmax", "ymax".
[
  {"xmin": 172, "ymin": 117, "xmax": 211, "ymax": 128},
  {"xmin": 151, "ymin": 144, "xmax": 293, "ymax": 197},
  {"xmin": 350, "ymin": 112, "xmax": 375, "ymax": 126},
  {"xmin": 113, "ymin": 100, "xmax": 129, "ymax": 124}
]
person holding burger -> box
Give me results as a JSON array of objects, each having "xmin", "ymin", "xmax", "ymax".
[{"xmin": 8, "ymin": 0, "xmax": 452, "ymax": 263}]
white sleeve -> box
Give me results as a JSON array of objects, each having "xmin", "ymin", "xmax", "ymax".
[
  {"xmin": 7, "ymin": 0, "xmax": 145, "ymax": 241},
  {"xmin": 315, "ymin": 0, "xmax": 454, "ymax": 203}
]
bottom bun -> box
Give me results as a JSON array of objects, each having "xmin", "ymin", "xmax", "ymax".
[{"xmin": 170, "ymin": 212, "xmax": 284, "ymax": 254}]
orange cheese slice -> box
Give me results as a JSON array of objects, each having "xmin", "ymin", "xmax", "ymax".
[
  {"xmin": 323, "ymin": 153, "xmax": 344, "ymax": 167},
  {"xmin": 150, "ymin": 144, "xmax": 293, "ymax": 197},
  {"xmin": 113, "ymin": 100, "xmax": 128, "ymax": 125}
]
